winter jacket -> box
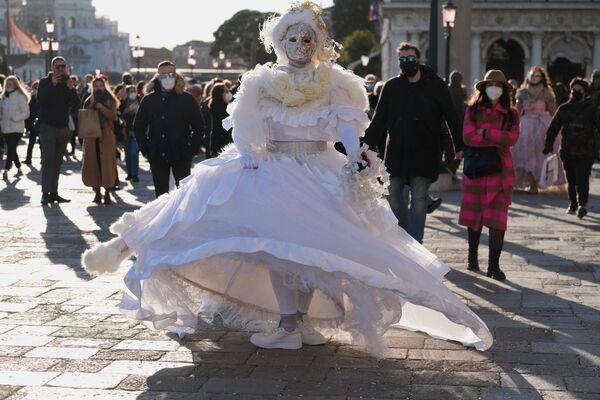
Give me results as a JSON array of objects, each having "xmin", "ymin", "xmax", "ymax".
[
  {"xmin": 37, "ymin": 73, "xmax": 80, "ymax": 129},
  {"xmin": 134, "ymin": 82, "xmax": 205, "ymax": 164},
  {"xmin": 363, "ymin": 65, "xmax": 463, "ymax": 180},
  {"xmin": 459, "ymin": 103, "xmax": 520, "ymax": 231},
  {"xmin": 544, "ymin": 99, "xmax": 600, "ymax": 159},
  {"xmin": 208, "ymin": 98, "xmax": 232, "ymax": 156},
  {"xmin": 0, "ymin": 91, "xmax": 30, "ymax": 133}
]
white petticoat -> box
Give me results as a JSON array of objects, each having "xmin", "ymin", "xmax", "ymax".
[{"xmin": 115, "ymin": 145, "xmax": 493, "ymax": 356}]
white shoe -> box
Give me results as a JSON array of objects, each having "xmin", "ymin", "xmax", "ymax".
[
  {"xmin": 250, "ymin": 327, "xmax": 302, "ymax": 350},
  {"xmin": 298, "ymin": 320, "xmax": 327, "ymax": 345}
]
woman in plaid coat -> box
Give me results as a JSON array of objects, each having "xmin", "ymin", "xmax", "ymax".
[{"xmin": 458, "ymin": 70, "xmax": 520, "ymax": 280}]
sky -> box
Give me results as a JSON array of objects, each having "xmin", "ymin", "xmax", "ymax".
[{"xmin": 91, "ymin": 0, "xmax": 334, "ymax": 50}]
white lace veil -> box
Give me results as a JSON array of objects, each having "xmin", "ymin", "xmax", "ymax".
[{"xmin": 259, "ymin": 1, "xmax": 341, "ymax": 65}]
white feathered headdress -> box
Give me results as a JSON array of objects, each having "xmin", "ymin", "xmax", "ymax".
[{"xmin": 260, "ymin": 1, "xmax": 341, "ymax": 65}]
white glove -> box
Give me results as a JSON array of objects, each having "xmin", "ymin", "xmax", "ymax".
[
  {"xmin": 339, "ymin": 121, "xmax": 360, "ymax": 157},
  {"xmin": 241, "ymin": 154, "xmax": 260, "ymax": 169},
  {"xmin": 339, "ymin": 120, "xmax": 370, "ymax": 171}
]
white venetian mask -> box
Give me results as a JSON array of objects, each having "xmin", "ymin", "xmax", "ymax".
[{"xmin": 282, "ymin": 23, "xmax": 317, "ymax": 66}]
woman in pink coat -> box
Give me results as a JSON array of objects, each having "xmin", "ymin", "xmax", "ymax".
[
  {"xmin": 513, "ymin": 67, "xmax": 563, "ymax": 192},
  {"xmin": 459, "ymin": 70, "xmax": 520, "ymax": 280}
]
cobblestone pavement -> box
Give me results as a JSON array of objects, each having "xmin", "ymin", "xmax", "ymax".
[{"xmin": 0, "ymin": 143, "xmax": 599, "ymax": 400}]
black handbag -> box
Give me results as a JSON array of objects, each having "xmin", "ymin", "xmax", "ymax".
[{"xmin": 462, "ymin": 146, "xmax": 502, "ymax": 179}]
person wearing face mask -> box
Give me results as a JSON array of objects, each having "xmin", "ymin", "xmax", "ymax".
[
  {"xmin": 119, "ymin": 85, "xmax": 141, "ymax": 182},
  {"xmin": 459, "ymin": 70, "xmax": 520, "ymax": 281},
  {"xmin": 590, "ymin": 69, "xmax": 600, "ymax": 106},
  {"xmin": 543, "ymin": 78, "xmax": 600, "ymax": 219},
  {"xmin": 133, "ymin": 60, "xmax": 205, "ymax": 197},
  {"xmin": 24, "ymin": 80, "xmax": 40, "ymax": 165},
  {"xmin": 364, "ymin": 42, "xmax": 464, "ymax": 244},
  {"xmin": 364, "ymin": 74, "xmax": 378, "ymax": 119},
  {"xmin": 207, "ymin": 83, "xmax": 233, "ymax": 156},
  {"xmin": 0, "ymin": 76, "xmax": 30, "ymax": 180},
  {"xmin": 81, "ymin": 77, "xmax": 119, "ymax": 205},
  {"xmin": 83, "ymin": 2, "xmax": 493, "ymax": 356},
  {"xmin": 513, "ymin": 66, "xmax": 563, "ymax": 193}
]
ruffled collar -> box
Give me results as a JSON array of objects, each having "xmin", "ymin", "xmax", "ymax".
[{"xmin": 262, "ymin": 63, "xmax": 330, "ymax": 108}]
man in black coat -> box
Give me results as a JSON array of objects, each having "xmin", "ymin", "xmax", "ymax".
[
  {"xmin": 363, "ymin": 42, "xmax": 463, "ymax": 243},
  {"xmin": 37, "ymin": 56, "xmax": 80, "ymax": 205},
  {"xmin": 544, "ymin": 78, "xmax": 600, "ymax": 219},
  {"xmin": 134, "ymin": 61, "xmax": 205, "ymax": 197}
]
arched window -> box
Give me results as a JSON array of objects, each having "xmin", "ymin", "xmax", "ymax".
[{"xmin": 68, "ymin": 17, "xmax": 76, "ymax": 29}]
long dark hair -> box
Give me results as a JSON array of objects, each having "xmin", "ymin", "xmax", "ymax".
[
  {"xmin": 523, "ymin": 66, "xmax": 553, "ymax": 91},
  {"xmin": 468, "ymin": 85, "xmax": 516, "ymax": 128},
  {"xmin": 209, "ymin": 83, "xmax": 227, "ymax": 109}
]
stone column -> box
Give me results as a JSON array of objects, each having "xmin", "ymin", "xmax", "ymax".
[
  {"xmin": 450, "ymin": 0, "xmax": 473, "ymax": 84},
  {"xmin": 530, "ymin": 32, "xmax": 543, "ymax": 69},
  {"xmin": 387, "ymin": 29, "xmax": 408, "ymax": 79},
  {"xmin": 593, "ymin": 32, "xmax": 600, "ymax": 70},
  {"xmin": 469, "ymin": 32, "xmax": 481, "ymax": 91},
  {"xmin": 380, "ymin": 18, "xmax": 391, "ymax": 81}
]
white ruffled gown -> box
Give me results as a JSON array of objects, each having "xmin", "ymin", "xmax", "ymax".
[{"xmin": 110, "ymin": 63, "xmax": 493, "ymax": 356}]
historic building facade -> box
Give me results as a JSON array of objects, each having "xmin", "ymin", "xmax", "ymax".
[
  {"xmin": 381, "ymin": 0, "xmax": 600, "ymax": 89},
  {"xmin": 1, "ymin": 0, "xmax": 129, "ymax": 80}
]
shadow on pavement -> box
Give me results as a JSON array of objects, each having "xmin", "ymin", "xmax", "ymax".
[
  {"xmin": 41, "ymin": 204, "xmax": 92, "ymax": 280},
  {"xmin": 0, "ymin": 176, "xmax": 30, "ymax": 210}
]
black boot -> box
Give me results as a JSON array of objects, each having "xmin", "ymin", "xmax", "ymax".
[
  {"xmin": 487, "ymin": 249, "xmax": 506, "ymax": 280},
  {"xmin": 41, "ymin": 192, "xmax": 50, "ymax": 206},
  {"xmin": 468, "ymin": 248, "xmax": 480, "ymax": 271},
  {"xmin": 467, "ymin": 228, "xmax": 481, "ymax": 271}
]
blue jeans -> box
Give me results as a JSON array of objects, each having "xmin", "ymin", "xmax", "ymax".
[
  {"xmin": 387, "ymin": 176, "xmax": 431, "ymax": 243},
  {"xmin": 124, "ymin": 134, "xmax": 139, "ymax": 177}
]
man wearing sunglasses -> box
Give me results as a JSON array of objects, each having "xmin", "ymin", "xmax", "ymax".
[
  {"xmin": 134, "ymin": 60, "xmax": 205, "ymax": 197},
  {"xmin": 37, "ymin": 56, "xmax": 80, "ymax": 205},
  {"xmin": 364, "ymin": 42, "xmax": 463, "ymax": 243}
]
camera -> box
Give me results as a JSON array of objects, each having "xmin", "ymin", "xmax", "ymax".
[{"xmin": 59, "ymin": 74, "xmax": 70, "ymax": 83}]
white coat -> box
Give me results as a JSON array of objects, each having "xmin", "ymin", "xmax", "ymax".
[{"xmin": 0, "ymin": 91, "xmax": 30, "ymax": 134}]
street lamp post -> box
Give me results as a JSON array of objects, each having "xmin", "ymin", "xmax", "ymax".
[
  {"xmin": 131, "ymin": 35, "xmax": 145, "ymax": 82},
  {"xmin": 442, "ymin": 1, "xmax": 457, "ymax": 82},
  {"xmin": 187, "ymin": 46, "xmax": 196, "ymax": 79},
  {"xmin": 41, "ymin": 18, "xmax": 59, "ymax": 72},
  {"xmin": 212, "ymin": 50, "xmax": 232, "ymax": 77}
]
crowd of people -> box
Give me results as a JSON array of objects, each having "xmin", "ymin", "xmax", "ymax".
[
  {"xmin": 0, "ymin": 43, "xmax": 599, "ymax": 282},
  {"xmin": 0, "ymin": 56, "xmax": 240, "ymax": 203},
  {"xmin": 361, "ymin": 52, "xmax": 599, "ymax": 279}
]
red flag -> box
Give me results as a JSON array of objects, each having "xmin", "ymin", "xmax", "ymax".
[
  {"xmin": 368, "ymin": 2, "xmax": 380, "ymax": 22},
  {"xmin": 9, "ymin": 17, "xmax": 42, "ymax": 55}
]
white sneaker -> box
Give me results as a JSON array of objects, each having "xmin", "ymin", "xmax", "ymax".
[
  {"xmin": 250, "ymin": 327, "xmax": 302, "ymax": 349},
  {"xmin": 298, "ymin": 320, "xmax": 327, "ymax": 345}
]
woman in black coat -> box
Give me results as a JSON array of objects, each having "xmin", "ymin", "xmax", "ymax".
[{"xmin": 208, "ymin": 83, "xmax": 233, "ymax": 156}]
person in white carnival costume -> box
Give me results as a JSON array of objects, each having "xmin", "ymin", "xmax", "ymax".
[{"xmin": 82, "ymin": 1, "xmax": 492, "ymax": 356}]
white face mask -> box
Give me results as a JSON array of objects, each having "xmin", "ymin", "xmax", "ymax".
[
  {"xmin": 128, "ymin": 92, "xmax": 137, "ymax": 101},
  {"xmin": 485, "ymin": 86, "xmax": 503, "ymax": 101},
  {"xmin": 161, "ymin": 77, "xmax": 175, "ymax": 91},
  {"xmin": 224, "ymin": 92, "xmax": 233, "ymax": 103},
  {"xmin": 283, "ymin": 23, "xmax": 317, "ymax": 66}
]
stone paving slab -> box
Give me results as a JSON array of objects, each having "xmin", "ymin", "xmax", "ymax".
[{"xmin": 0, "ymin": 144, "xmax": 599, "ymax": 398}]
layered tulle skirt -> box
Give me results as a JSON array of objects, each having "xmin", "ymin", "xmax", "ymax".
[
  {"xmin": 113, "ymin": 145, "xmax": 493, "ymax": 356},
  {"xmin": 513, "ymin": 113, "xmax": 565, "ymax": 187}
]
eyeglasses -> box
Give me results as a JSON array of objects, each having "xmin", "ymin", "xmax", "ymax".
[
  {"xmin": 159, "ymin": 72, "xmax": 176, "ymax": 79},
  {"xmin": 53, "ymin": 64, "xmax": 67, "ymax": 69},
  {"xmin": 399, "ymin": 56, "xmax": 417, "ymax": 63}
]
